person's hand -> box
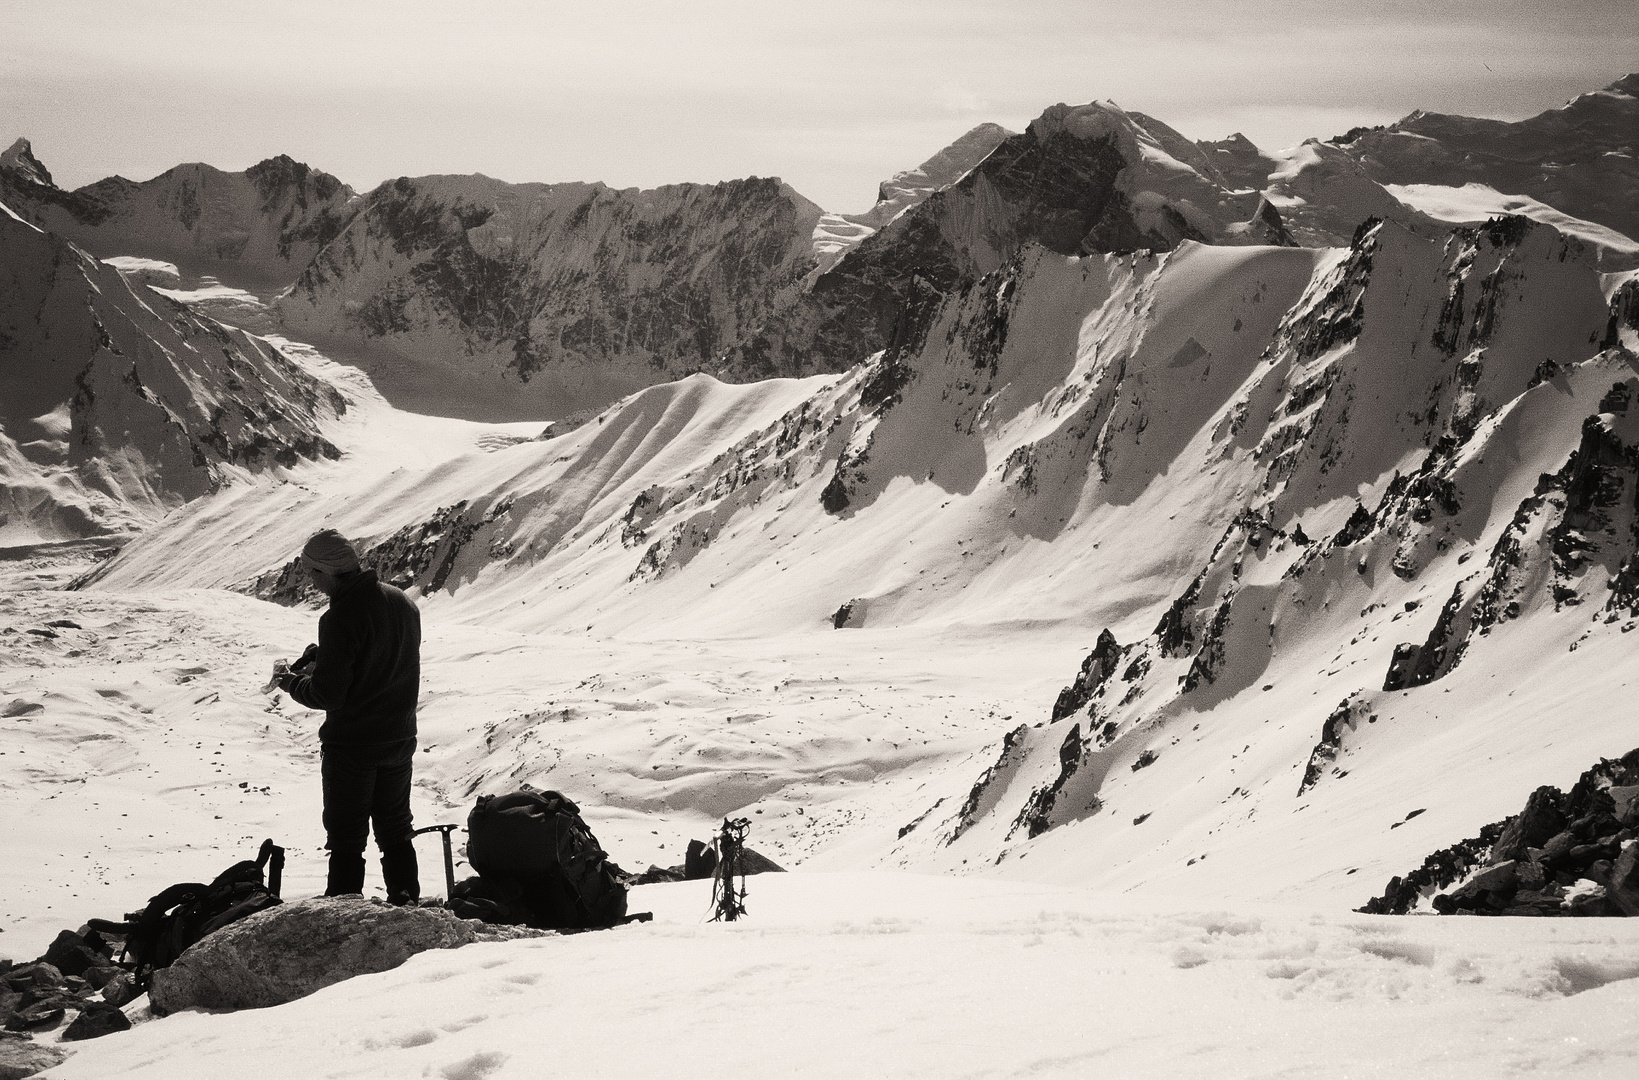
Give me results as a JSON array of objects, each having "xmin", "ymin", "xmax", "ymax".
[
  {"xmin": 262, "ymin": 659, "xmax": 291, "ymax": 695},
  {"xmin": 292, "ymin": 643, "xmax": 319, "ymax": 673}
]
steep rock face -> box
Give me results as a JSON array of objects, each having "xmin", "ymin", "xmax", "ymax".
[
  {"xmin": 1343, "ymin": 73, "xmax": 1639, "ymax": 244},
  {"xmin": 876, "ymin": 215, "xmax": 1629, "ymax": 858},
  {"xmin": 276, "ymin": 174, "xmax": 823, "ymax": 419},
  {"xmin": 0, "ymin": 139, "xmax": 354, "ymax": 289},
  {"xmin": 721, "ymin": 100, "xmax": 1292, "ymax": 382},
  {"xmin": 0, "ymin": 207, "xmax": 344, "ymax": 542},
  {"xmin": 810, "ymin": 123, "xmax": 1015, "ymax": 275}
]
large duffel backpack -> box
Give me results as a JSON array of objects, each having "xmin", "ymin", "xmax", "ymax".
[
  {"xmin": 460, "ymin": 788, "xmax": 627, "ymax": 930},
  {"xmin": 89, "ymin": 839, "xmax": 284, "ymax": 989}
]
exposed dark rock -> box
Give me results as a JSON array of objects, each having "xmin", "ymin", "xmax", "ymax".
[
  {"xmin": 1299, "ymin": 696, "xmax": 1373, "ymax": 794},
  {"xmin": 0, "ymin": 967, "xmax": 62, "ymax": 994},
  {"xmin": 1361, "ymin": 746, "xmax": 1639, "ymax": 916},
  {"xmin": 60, "ymin": 1001, "xmax": 131, "ymax": 1041},
  {"xmin": 1050, "ymin": 630, "xmax": 1122, "ymax": 721},
  {"xmin": 1181, "ymin": 598, "xmax": 1234, "ymax": 692},
  {"xmin": 1153, "ymin": 573, "xmax": 1205, "ymax": 657},
  {"xmin": 946, "ymin": 724, "xmax": 1029, "ymax": 844},
  {"xmin": 1331, "ymin": 502, "xmax": 1377, "ymax": 548},
  {"xmin": 1489, "ymin": 788, "xmax": 1571, "ymax": 864},
  {"xmin": 1011, "ymin": 724, "xmax": 1086, "ymax": 839}
]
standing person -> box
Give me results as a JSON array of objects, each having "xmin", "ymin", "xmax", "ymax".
[{"xmin": 273, "ymin": 529, "xmax": 422, "ymax": 904}]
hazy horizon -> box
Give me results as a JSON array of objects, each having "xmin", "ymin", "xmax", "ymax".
[{"xmin": 4, "ymin": 0, "xmax": 1636, "ymax": 212}]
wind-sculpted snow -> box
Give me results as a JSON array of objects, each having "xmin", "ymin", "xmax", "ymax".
[
  {"xmin": 0, "ymin": 208, "xmax": 345, "ymax": 543},
  {"xmin": 0, "ymin": 140, "xmax": 353, "ymax": 289}
]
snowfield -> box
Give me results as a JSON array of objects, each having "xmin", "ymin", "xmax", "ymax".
[{"xmin": 39, "ymin": 875, "xmax": 1639, "ymax": 1080}]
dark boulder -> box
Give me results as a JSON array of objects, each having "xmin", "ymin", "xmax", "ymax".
[
  {"xmin": 1489, "ymin": 787, "xmax": 1567, "ymax": 864},
  {"xmin": 60, "ymin": 1001, "xmax": 132, "ymax": 1042}
]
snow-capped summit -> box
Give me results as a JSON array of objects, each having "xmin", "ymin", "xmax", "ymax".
[
  {"xmin": 850, "ymin": 122, "xmax": 1016, "ymax": 231},
  {"xmin": 810, "ymin": 123, "xmax": 1016, "ymax": 275},
  {"xmin": 0, "ymin": 143, "xmax": 355, "ymax": 289},
  {"xmin": 1343, "ymin": 71, "xmax": 1639, "ymax": 243}
]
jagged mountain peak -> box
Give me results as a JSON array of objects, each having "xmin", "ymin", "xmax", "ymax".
[
  {"xmin": 0, "ymin": 148, "xmax": 356, "ymax": 289},
  {"xmin": 0, "ymin": 137, "xmax": 52, "ymax": 187}
]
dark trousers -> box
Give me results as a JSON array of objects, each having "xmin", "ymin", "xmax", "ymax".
[{"xmin": 321, "ymin": 739, "xmax": 419, "ymax": 902}]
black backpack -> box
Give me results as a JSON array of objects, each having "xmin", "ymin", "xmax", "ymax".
[
  {"xmin": 463, "ymin": 789, "xmax": 627, "ymax": 929},
  {"xmin": 91, "ymin": 839, "xmax": 284, "ymax": 988}
]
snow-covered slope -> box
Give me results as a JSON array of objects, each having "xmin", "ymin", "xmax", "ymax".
[
  {"xmin": 1261, "ymin": 139, "xmax": 1445, "ymax": 248},
  {"xmin": 275, "ymin": 174, "xmax": 823, "ymax": 420},
  {"xmin": 75, "ymin": 205, "xmax": 1637, "ymax": 902},
  {"xmin": 0, "ymin": 206, "xmax": 346, "ymax": 543},
  {"xmin": 1343, "ymin": 72, "xmax": 1639, "ymax": 245},
  {"xmin": 0, "ymin": 139, "xmax": 354, "ymax": 290},
  {"xmin": 1387, "ymin": 181, "xmax": 1639, "ymax": 270}
]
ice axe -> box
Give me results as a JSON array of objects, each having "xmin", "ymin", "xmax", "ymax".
[{"xmin": 412, "ymin": 823, "xmax": 460, "ymax": 901}]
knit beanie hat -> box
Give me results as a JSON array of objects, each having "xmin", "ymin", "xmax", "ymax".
[{"xmin": 300, "ymin": 529, "xmax": 360, "ymax": 575}]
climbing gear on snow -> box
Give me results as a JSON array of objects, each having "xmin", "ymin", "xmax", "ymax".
[{"xmin": 711, "ymin": 817, "xmax": 751, "ymax": 922}]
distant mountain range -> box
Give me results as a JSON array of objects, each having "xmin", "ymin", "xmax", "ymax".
[{"xmin": 2, "ymin": 73, "xmax": 1635, "ymax": 544}]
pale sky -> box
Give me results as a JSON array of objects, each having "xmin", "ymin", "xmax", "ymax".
[{"xmin": 3, "ymin": 0, "xmax": 1635, "ymax": 213}]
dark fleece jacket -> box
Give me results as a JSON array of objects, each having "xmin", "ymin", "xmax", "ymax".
[{"xmin": 283, "ymin": 569, "xmax": 421, "ymax": 748}]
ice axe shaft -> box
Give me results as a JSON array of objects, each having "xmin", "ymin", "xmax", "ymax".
[{"xmin": 412, "ymin": 824, "xmax": 459, "ymax": 900}]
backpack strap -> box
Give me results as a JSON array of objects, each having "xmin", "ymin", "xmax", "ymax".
[
  {"xmin": 127, "ymin": 882, "xmax": 208, "ymax": 986},
  {"xmin": 258, "ymin": 838, "xmax": 285, "ymax": 898}
]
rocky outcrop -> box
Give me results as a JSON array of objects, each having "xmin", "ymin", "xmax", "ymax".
[
  {"xmin": 0, "ymin": 926, "xmax": 132, "ymax": 1049},
  {"xmin": 1360, "ymin": 748, "xmax": 1639, "ymax": 916},
  {"xmin": 1050, "ymin": 629, "xmax": 1123, "ymax": 720},
  {"xmin": 148, "ymin": 896, "xmax": 545, "ymax": 1014},
  {"xmin": 0, "ymin": 139, "xmax": 354, "ymax": 288}
]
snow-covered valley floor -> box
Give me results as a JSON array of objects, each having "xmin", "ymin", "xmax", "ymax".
[
  {"xmin": 40, "ymin": 873, "xmax": 1639, "ymax": 1080},
  {"xmin": 3, "ymin": 572, "xmax": 1638, "ymax": 1078}
]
